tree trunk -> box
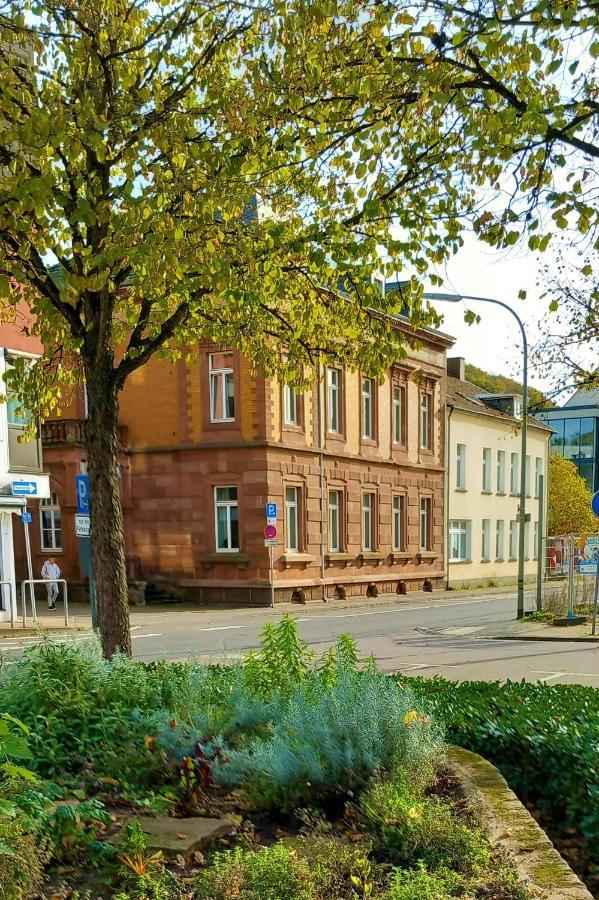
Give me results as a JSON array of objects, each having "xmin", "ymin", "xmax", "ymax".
[{"xmin": 84, "ymin": 359, "xmax": 131, "ymax": 658}]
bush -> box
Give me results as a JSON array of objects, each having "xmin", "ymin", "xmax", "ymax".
[
  {"xmin": 195, "ymin": 843, "xmax": 315, "ymax": 900},
  {"xmin": 361, "ymin": 776, "xmax": 489, "ymax": 876},
  {"xmin": 400, "ymin": 677, "xmax": 599, "ymax": 855},
  {"xmin": 385, "ymin": 865, "xmax": 460, "ymax": 899},
  {"xmin": 217, "ymin": 670, "xmax": 443, "ymax": 809},
  {"xmin": 0, "ymin": 813, "xmax": 48, "ymax": 899}
]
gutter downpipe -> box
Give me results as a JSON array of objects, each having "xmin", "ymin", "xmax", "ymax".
[
  {"xmin": 445, "ymin": 402, "xmax": 454, "ymax": 591},
  {"xmin": 317, "ymin": 356, "xmax": 326, "ymax": 601}
]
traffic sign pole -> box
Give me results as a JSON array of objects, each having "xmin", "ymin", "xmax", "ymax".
[
  {"xmin": 592, "ymin": 492, "xmax": 599, "ymax": 635},
  {"xmin": 269, "ymin": 544, "xmax": 275, "ymax": 608},
  {"xmin": 22, "ymin": 509, "xmax": 34, "ymax": 619}
]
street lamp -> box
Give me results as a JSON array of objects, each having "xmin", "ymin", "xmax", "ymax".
[{"xmin": 423, "ymin": 292, "xmax": 529, "ymax": 620}]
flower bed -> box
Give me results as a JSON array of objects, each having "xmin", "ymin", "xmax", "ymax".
[{"xmin": 0, "ymin": 622, "xmax": 568, "ymax": 898}]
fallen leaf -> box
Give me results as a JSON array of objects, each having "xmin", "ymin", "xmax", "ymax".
[
  {"xmin": 346, "ymin": 830, "xmax": 364, "ymax": 843},
  {"xmin": 176, "ymin": 832, "xmax": 189, "ymax": 840}
]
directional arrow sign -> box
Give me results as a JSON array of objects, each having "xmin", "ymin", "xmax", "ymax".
[{"xmin": 12, "ymin": 481, "xmax": 38, "ymax": 497}]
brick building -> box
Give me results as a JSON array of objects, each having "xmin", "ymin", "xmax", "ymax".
[{"xmin": 37, "ymin": 319, "xmax": 453, "ymax": 604}]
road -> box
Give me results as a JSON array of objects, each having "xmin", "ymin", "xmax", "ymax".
[{"xmin": 3, "ymin": 590, "xmax": 599, "ymax": 685}]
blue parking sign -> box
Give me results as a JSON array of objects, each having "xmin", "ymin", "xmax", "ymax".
[
  {"xmin": 265, "ymin": 502, "xmax": 277, "ymax": 520},
  {"xmin": 76, "ymin": 474, "xmax": 90, "ymax": 514}
]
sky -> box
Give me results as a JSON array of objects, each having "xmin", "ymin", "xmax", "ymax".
[{"xmin": 422, "ymin": 234, "xmax": 555, "ymax": 397}]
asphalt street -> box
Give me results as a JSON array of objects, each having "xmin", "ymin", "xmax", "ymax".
[{"xmin": 3, "ymin": 590, "xmax": 599, "ymax": 685}]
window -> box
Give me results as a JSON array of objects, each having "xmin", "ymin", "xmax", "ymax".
[
  {"xmin": 509, "ymin": 520, "xmax": 518, "ymax": 560},
  {"xmin": 393, "ymin": 384, "xmax": 406, "ymax": 445},
  {"xmin": 328, "ymin": 490, "xmax": 342, "ymax": 553},
  {"xmin": 40, "ymin": 493, "xmax": 62, "ymax": 551},
  {"xmin": 535, "ymin": 458, "xmax": 543, "ymax": 497},
  {"xmin": 327, "ymin": 368, "xmax": 341, "ymax": 434},
  {"xmin": 524, "ymin": 520, "xmax": 530, "ymax": 560},
  {"xmin": 525, "ymin": 455, "xmax": 531, "ymax": 497},
  {"xmin": 361, "ymin": 377, "xmax": 374, "ymax": 440},
  {"xmin": 420, "ymin": 392, "xmax": 432, "ymax": 450},
  {"xmin": 495, "ymin": 520, "xmax": 504, "ymax": 561},
  {"xmin": 510, "ymin": 452, "xmax": 519, "ymax": 495},
  {"xmin": 481, "ymin": 519, "xmax": 491, "ymax": 561},
  {"xmin": 496, "ymin": 450, "xmax": 506, "ymax": 494},
  {"xmin": 456, "ymin": 443, "xmax": 466, "ymax": 490},
  {"xmin": 482, "ymin": 447, "xmax": 492, "ymax": 492},
  {"xmin": 362, "ymin": 492, "xmax": 375, "ymax": 551},
  {"xmin": 285, "ymin": 486, "xmax": 300, "ymax": 552},
  {"xmin": 419, "ymin": 497, "xmax": 432, "ymax": 551},
  {"xmin": 209, "ymin": 352, "xmax": 235, "ymax": 422},
  {"xmin": 549, "ymin": 419, "xmax": 565, "ymax": 453},
  {"xmin": 283, "ymin": 382, "xmax": 299, "ymax": 426},
  {"xmin": 564, "ymin": 418, "xmax": 580, "ymax": 459},
  {"xmin": 449, "ymin": 520, "xmax": 470, "ymax": 562},
  {"xmin": 534, "ymin": 521, "xmax": 539, "ymax": 560},
  {"xmin": 214, "ymin": 486, "xmax": 239, "ymax": 552},
  {"xmin": 393, "ymin": 495, "xmax": 406, "ymax": 552}
]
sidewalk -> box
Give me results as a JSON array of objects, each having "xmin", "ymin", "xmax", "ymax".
[
  {"xmin": 480, "ymin": 617, "xmax": 599, "ymax": 643},
  {"xmin": 0, "ymin": 583, "xmax": 526, "ymax": 637}
]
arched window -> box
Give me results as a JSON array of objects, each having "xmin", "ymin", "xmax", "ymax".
[{"xmin": 40, "ymin": 493, "xmax": 62, "ymax": 551}]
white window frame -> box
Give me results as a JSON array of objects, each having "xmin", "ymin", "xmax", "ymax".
[
  {"xmin": 283, "ymin": 382, "xmax": 299, "ymax": 426},
  {"xmin": 362, "ymin": 492, "xmax": 375, "ymax": 552},
  {"xmin": 40, "ymin": 493, "xmax": 62, "ymax": 552},
  {"xmin": 495, "ymin": 520, "xmax": 505, "ymax": 560},
  {"xmin": 509, "ymin": 520, "xmax": 518, "ymax": 560},
  {"xmin": 482, "ymin": 448, "xmax": 492, "ymax": 492},
  {"xmin": 393, "ymin": 384, "xmax": 405, "ymax": 445},
  {"xmin": 496, "ymin": 450, "xmax": 506, "ymax": 494},
  {"xmin": 419, "ymin": 497, "xmax": 432, "ymax": 551},
  {"xmin": 328, "ymin": 489, "xmax": 341, "ymax": 553},
  {"xmin": 209, "ymin": 352, "xmax": 235, "ymax": 423},
  {"xmin": 213, "ymin": 486, "xmax": 239, "ymax": 553},
  {"xmin": 361, "ymin": 377, "xmax": 374, "ymax": 440},
  {"xmin": 285, "ymin": 486, "xmax": 300, "ymax": 553},
  {"xmin": 392, "ymin": 495, "xmax": 405, "ymax": 552},
  {"xmin": 481, "ymin": 519, "xmax": 491, "ymax": 561},
  {"xmin": 510, "ymin": 452, "xmax": 519, "ymax": 495},
  {"xmin": 456, "ymin": 443, "xmax": 466, "ymax": 490},
  {"xmin": 327, "ymin": 368, "xmax": 341, "ymax": 434},
  {"xmin": 449, "ymin": 520, "xmax": 470, "ymax": 562},
  {"xmin": 420, "ymin": 392, "xmax": 432, "ymax": 450}
]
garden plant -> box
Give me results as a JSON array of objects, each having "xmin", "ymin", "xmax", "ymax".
[{"xmin": 0, "ymin": 619, "xmax": 586, "ymax": 898}]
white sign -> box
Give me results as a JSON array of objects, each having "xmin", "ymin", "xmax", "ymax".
[
  {"xmin": 264, "ymin": 538, "xmax": 278, "ymax": 548},
  {"xmin": 580, "ymin": 535, "xmax": 599, "ymax": 575},
  {"xmin": 75, "ymin": 514, "xmax": 91, "ymax": 537}
]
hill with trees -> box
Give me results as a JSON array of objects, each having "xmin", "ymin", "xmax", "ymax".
[{"xmin": 464, "ymin": 364, "xmax": 555, "ymax": 413}]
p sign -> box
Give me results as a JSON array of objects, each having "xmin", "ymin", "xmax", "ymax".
[
  {"xmin": 76, "ymin": 474, "xmax": 90, "ymax": 515},
  {"xmin": 265, "ymin": 502, "xmax": 277, "ymax": 520}
]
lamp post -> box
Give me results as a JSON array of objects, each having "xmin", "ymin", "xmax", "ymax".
[{"xmin": 424, "ymin": 292, "xmax": 529, "ymax": 620}]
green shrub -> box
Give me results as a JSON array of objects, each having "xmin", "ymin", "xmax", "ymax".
[
  {"xmin": 217, "ymin": 670, "xmax": 443, "ymax": 809},
  {"xmin": 400, "ymin": 677, "xmax": 599, "ymax": 856},
  {"xmin": 0, "ymin": 813, "xmax": 48, "ymax": 899},
  {"xmin": 115, "ymin": 820, "xmax": 181, "ymax": 900},
  {"xmin": 195, "ymin": 843, "xmax": 315, "ymax": 900},
  {"xmin": 385, "ymin": 865, "xmax": 459, "ymax": 899},
  {"xmin": 361, "ymin": 777, "xmax": 489, "ymax": 875}
]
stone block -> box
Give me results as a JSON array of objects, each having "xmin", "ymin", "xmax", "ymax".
[{"xmin": 110, "ymin": 815, "xmax": 240, "ymax": 858}]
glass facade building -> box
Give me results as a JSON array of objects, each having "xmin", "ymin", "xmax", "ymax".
[{"xmin": 538, "ymin": 390, "xmax": 599, "ymax": 493}]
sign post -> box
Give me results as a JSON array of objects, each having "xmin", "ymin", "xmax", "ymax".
[
  {"xmin": 75, "ymin": 474, "xmax": 97, "ymax": 630},
  {"xmin": 21, "ymin": 507, "xmax": 35, "ymax": 620},
  {"xmin": 264, "ymin": 504, "xmax": 278, "ymax": 608}
]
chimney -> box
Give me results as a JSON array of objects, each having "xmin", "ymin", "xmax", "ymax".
[{"xmin": 447, "ymin": 357, "xmax": 465, "ymax": 380}]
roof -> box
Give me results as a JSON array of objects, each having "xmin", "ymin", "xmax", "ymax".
[
  {"xmin": 563, "ymin": 385, "xmax": 599, "ymax": 410},
  {"xmin": 447, "ymin": 376, "xmax": 553, "ymax": 432}
]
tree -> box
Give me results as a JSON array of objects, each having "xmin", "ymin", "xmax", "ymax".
[
  {"xmin": 0, "ymin": 0, "xmax": 438, "ymax": 657},
  {"xmin": 547, "ymin": 454, "xmax": 598, "ymax": 536},
  {"xmin": 265, "ymin": 0, "xmax": 597, "ymax": 263}
]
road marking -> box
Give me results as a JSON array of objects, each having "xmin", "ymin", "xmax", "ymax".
[
  {"xmin": 195, "ymin": 625, "xmax": 247, "ymax": 633},
  {"xmin": 131, "ymin": 633, "xmax": 163, "ymax": 640},
  {"xmin": 296, "ymin": 596, "xmax": 520, "ymax": 623},
  {"xmin": 533, "ymin": 670, "xmax": 599, "ymax": 680}
]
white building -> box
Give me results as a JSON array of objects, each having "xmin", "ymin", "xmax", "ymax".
[
  {"xmin": 446, "ymin": 358, "xmax": 551, "ymax": 588},
  {"xmin": 0, "ymin": 347, "xmax": 50, "ymax": 622}
]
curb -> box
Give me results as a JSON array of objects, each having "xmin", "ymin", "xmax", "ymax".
[
  {"xmin": 448, "ymin": 746, "xmax": 593, "ymax": 899},
  {"xmin": 0, "ymin": 626, "xmax": 89, "ymax": 639},
  {"xmin": 486, "ymin": 633, "xmax": 599, "ymax": 643}
]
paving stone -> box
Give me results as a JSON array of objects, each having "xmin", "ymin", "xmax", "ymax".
[{"xmin": 111, "ymin": 814, "xmax": 240, "ymax": 858}]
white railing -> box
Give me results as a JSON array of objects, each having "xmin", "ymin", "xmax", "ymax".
[{"xmin": 20, "ymin": 579, "xmax": 69, "ymax": 627}]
